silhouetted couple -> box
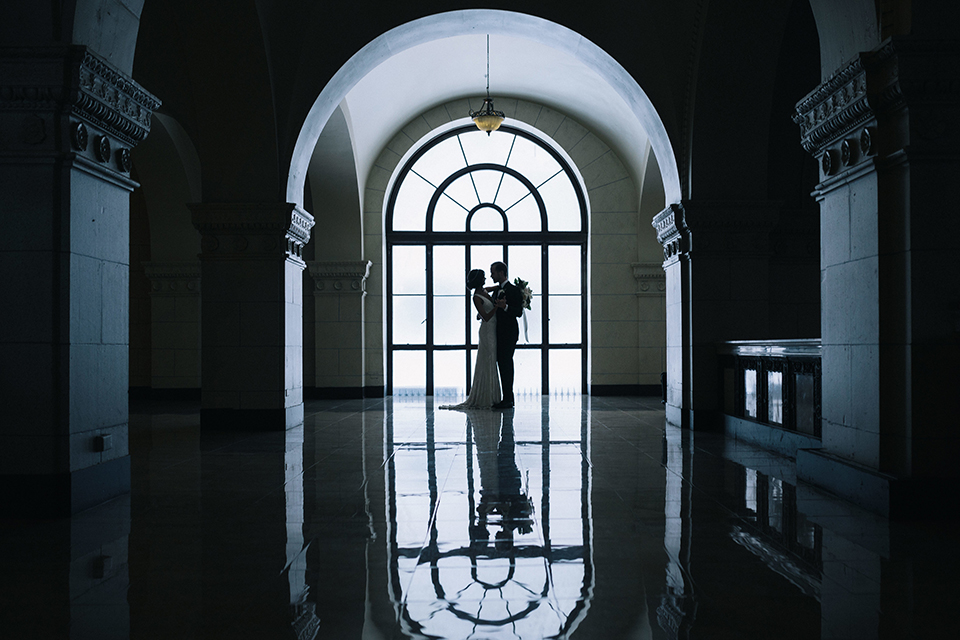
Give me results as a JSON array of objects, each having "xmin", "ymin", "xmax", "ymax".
[{"xmin": 439, "ymin": 261, "xmax": 522, "ymax": 410}]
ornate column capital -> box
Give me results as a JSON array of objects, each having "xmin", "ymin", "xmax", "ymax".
[
  {"xmin": 189, "ymin": 203, "xmax": 315, "ymax": 267},
  {"xmin": 307, "ymin": 261, "xmax": 372, "ymax": 296},
  {"xmin": 142, "ymin": 262, "xmax": 201, "ymax": 295},
  {"xmin": 652, "ymin": 203, "xmax": 689, "ymax": 264},
  {"xmin": 0, "ymin": 46, "xmax": 160, "ymax": 183},
  {"xmin": 631, "ymin": 262, "xmax": 666, "ymax": 297},
  {"xmin": 793, "ymin": 41, "xmax": 908, "ymax": 182}
]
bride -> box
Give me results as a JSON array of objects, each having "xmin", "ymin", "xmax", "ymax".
[{"xmin": 439, "ymin": 269, "xmax": 501, "ymax": 410}]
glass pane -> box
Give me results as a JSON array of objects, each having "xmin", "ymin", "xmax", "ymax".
[
  {"xmin": 505, "ymin": 135, "xmax": 561, "ymax": 186},
  {"xmin": 494, "ymin": 173, "xmax": 532, "ymax": 212},
  {"xmin": 413, "ymin": 136, "xmax": 466, "ymax": 186},
  {"xmin": 434, "ymin": 296, "xmax": 466, "ymax": 345},
  {"xmin": 470, "ymin": 245, "xmax": 504, "ymax": 280},
  {"xmin": 768, "ymin": 370, "xmax": 783, "ymax": 424},
  {"xmin": 433, "ymin": 245, "xmax": 465, "ymax": 295},
  {"xmin": 434, "ymin": 350, "xmax": 466, "ymax": 398},
  {"xmin": 471, "ymin": 169, "xmax": 504, "ymax": 204},
  {"xmin": 459, "ymin": 129, "xmax": 514, "ymax": 165},
  {"xmin": 795, "ymin": 373, "xmax": 816, "ymax": 435},
  {"xmin": 505, "ymin": 192, "xmax": 542, "ymax": 231},
  {"xmin": 469, "ymin": 206, "xmax": 503, "ymax": 231},
  {"xmin": 507, "ymin": 246, "xmax": 540, "ymax": 290},
  {"xmin": 514, "ymin": 349, "xmax": 542, "ymax": 397},
  {"xmin": 549, "ymin": 349, "xmax": 581, "ymax": 395},
  {"xmin": 548, "ymin": 295, "xmax": 581, "ymax": 344},
  {"xmin": 392, "ymin": 246, "xmax": 425, "ymax": 294},
  {"xmin": 392, "ymin": 296, "xmax": 425, "ymax": 344},
  {"xmin": 744, "ymin": 369, "xmax": 758, "ymax": 418},
  {"xmin": 541, "ymin": 172, "xmax": 581, "ymax": 231},
  {"xmin": 442, "ymin": 173, "xmax": 479, "ymax": 211},
  {"xmin": 432, "ymin": 194, "xmax": 466, "ymax": 232},
  {"xmin": 548, "ymin": 246, "xmax": 581, "ymax": 295},
  {"xmin": 393, "ymin": 350, "xmax": 425, "ymax": 396},
  {"xmin": 392, "ymin": 173, "xmax": 432, "ymax": 231}
]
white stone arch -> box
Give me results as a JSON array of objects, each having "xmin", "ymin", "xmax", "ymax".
[{"xmin": 287, "ymin": 9, "xmax": 681, "ymax": 208}]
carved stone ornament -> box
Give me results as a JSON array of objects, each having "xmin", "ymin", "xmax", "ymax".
[
  {"xmin": 72, "ymin": 122, "xmax": 88, "ymax": 151},
  {"xmin": 307, "ymin": 261, "xmax": 372, "ymax": 296},
  {"xmin": 821, "ymin": 150, "xmax": 833, "ymax": 176},
  {"xmin": 840, "ymin": 139, "xmax": 854, "ymax": 166},
  {"xmin": 652, "ymin": 203, "xmax": 689, "ymax": 263},
  {"xmin": 793, "ymin": 41, "xmax": 900, "ymax": 158},
  {"xmin": 116, "ymin": 147, "xmax": 132, "ymax": 173},
  {"xmin": 859, "ymin": 127, "xmax": 874, "ymax": 155},
  {"xmin": 0, "ymin": 47, "xmax": 159, "ymax": 159},
  {"xmin": 73, "ymin": 48, "xmax": 161, "ymax": 146},
  {"xmin": 631, "ymin": 263, "xmax": 666, "ymax": 297},
  {"xmin": 190, "ymin": 203, "xmax": 316, "ymax": 264},
  {"xmin": 95, "ymin": 134, "xmax": 111, "ymax": 162},
  {"xmin": 142, "ymin": 262, "xmax": 201, "ymax": 295}
]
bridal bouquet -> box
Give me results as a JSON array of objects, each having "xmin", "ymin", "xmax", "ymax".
[{"xmin": 513, "ymin": 277, "xmax": 533, "ymax": 310}]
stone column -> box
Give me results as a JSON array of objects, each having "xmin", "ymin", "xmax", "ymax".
[
  {"xmin": 654, "ymin": 201, "xmax": 778, "ymax": 429},
  {"xmin": 306, "ymin": 260, "xmax": 371, "ymax": 397},
  {"xmin": 142, "ymin": 262, "xmax": 201, "ymax": 393},
  {"xmin": 632, "ymin": 262, "xmax": 667, "ymax": 395},
  {"xmin": 0, "ymin": 47, "xmax": 159, "ymax": 515},
  {"xmin": 793, "ymin": 39, "xmax": 960, "ymax": 516},
  {"xmin": 191, "ymin": 203, "xmax": 314, "ymax": 430}
]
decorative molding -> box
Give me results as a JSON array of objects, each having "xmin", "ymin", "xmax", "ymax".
[
  {"xmin": 142, "ymin": 262, "xmax": 201, "ymax": 295},
  {"xmin": 652, "ymin": 203, "xmax": 689, "ymax": 263},
  {"xmin": 793, "ymin": 42, "xmax": 899, "ymax": 157},
  {"xmin": 0, "ymin": 47, "xmax": 159, "ymax": 175},
  {"xmin": 631, "ymin": 262, "xmax": 665, "ymax": 297},
  {"xmin": 190, "ymin": 203, "xmax": 315, "ymax": 265},
  {"xmin": 73, "ymin": 49, "xmax": 160, "ymax": 146},
  {"xmin": 307, "ymin": 260, "xmax": 372, "ymax": 296}
]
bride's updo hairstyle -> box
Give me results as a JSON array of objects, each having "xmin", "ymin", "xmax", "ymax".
[{"xmin": 466, "ymin": 269, "xmax": 485, "ymax": 290}]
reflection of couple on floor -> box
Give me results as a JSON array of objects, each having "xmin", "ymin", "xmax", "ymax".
[
  {"xmin": 467, "ymin": 409, "xmax": 534, "ymax": 548},
  {"xmin": 439, "ymin": 261, "xmax": 523, "ymax": 411}
]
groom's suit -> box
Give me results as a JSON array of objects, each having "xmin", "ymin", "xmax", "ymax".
[{"xmin": 494, "ymin": 280, "xmax": 524, "ymax": 404}]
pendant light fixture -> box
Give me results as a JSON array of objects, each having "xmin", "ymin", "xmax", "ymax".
[{"xmin": 469, "ymin": 35, "xmax": 505, "ymax": 135}]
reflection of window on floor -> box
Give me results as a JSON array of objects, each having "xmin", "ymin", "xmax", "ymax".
[
  {"xmin": 385, "ymin": 407, "xmax": 593, "ymax": 636},
  {"xmin": 387, "ymin": 125, "xmax": 587, "ymax": 397}
]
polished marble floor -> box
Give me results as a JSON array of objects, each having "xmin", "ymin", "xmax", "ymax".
[{"xmin": 2, "ymin": 396, "xmax": 958, "ymax": 639}]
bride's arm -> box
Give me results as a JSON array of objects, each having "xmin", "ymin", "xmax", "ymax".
[{"xmin": 473, "ymin": 294, "xmax": 496, "ymax": 321}]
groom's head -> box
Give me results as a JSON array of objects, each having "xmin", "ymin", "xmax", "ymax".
[{"xmin": 490, "ymin": 262, "xmax": 507, "ymax": 284}]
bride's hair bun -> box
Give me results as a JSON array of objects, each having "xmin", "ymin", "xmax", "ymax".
[{"xmin": 466, "ymin": 269, "xmax": 485, "ymax": 289}]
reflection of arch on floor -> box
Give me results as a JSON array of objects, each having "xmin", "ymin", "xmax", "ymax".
[{"xmin": 385, "ymin": 412, "xmax": 594, "ymax": 638}]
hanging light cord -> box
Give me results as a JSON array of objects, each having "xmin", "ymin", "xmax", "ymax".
[{"xmin": 485, "ymin": 34, "xmax": 491, "ymax": 98}]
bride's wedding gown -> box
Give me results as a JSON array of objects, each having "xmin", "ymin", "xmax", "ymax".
[{"xmin": 439, "ymin": 294, "xmax": 501, "ymax": 410}]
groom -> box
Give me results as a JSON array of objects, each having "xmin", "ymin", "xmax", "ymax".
[{"xmin": 491, "ymin": 261, "xmax": 523, "ymax": 409}]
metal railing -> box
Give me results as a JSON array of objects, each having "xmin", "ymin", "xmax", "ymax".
[{"xmin": 718, "ymin": 340, "xmax": 821, "ymax": 438}]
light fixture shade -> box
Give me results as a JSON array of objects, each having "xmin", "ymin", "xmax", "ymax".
[{"xmin": 470, "ymin": 97, "xmax": 505, "ymax": 135}]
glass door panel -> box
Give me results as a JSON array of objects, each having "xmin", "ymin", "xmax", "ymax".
[
  {"xmin": 548, "ymin": 295, "xmax": 581, "ymax": 345},
  {"xmin": 393, "ymin": 351, "xmax": 426, "ymax": 396},
  {"xmin": 434, "ymin": 350, "xmax": 466, "ymax": 398}
]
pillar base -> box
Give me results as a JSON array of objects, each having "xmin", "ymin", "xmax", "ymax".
[
  {"xmin": 200, "ymin": 404, "xmax": 304, "ymax": 431},
  {"xmin": 797, "ymin": 448, "xmax": 953, "ymax": 520},
  {"xmin": 0, "ymin": 455, "xmax": 131, "ymax": 517}
]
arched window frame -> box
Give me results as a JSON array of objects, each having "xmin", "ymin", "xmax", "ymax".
[{"xmin": 386, "ymin": 124, "xmax": 588, "ymax": 396}]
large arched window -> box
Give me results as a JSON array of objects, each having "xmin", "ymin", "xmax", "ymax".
[{"xmin": 387, "ymin": 125, "xmax": 587, "ymax": 397}]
